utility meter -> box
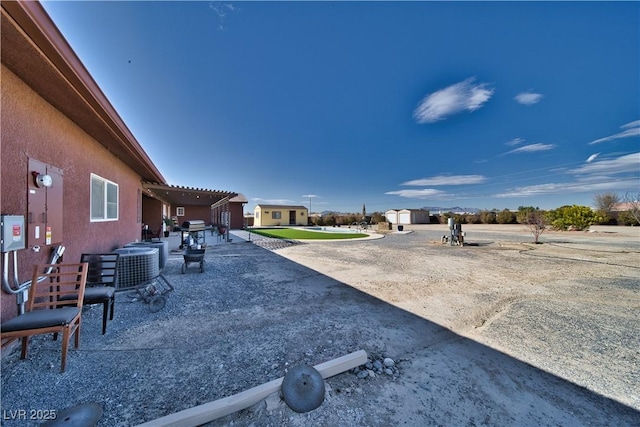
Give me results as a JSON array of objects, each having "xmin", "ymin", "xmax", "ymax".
[{"xmin": 33, "ymin": 172, "xmax": 53, "ymax": 188}]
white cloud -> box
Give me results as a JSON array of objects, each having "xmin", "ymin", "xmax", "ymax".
[
  {"xmin": 622, "ymin": 120, "xmax": 640, "ymax": 129},
  {"xmin": 588, "ymin": 120, "xmax": 640, "ymax": 145},
  {"xmin": 505, "ymin": 143, "xmax": 556, "ymax": 154},
  {"xmin": 494, "ymin": 152, "xmax": 640, "ymax": 198},
  {"xmin": 586, "ymin": 153, "xmax": 599, "ymax": 163},
  {"xmin": 251, "ymin": 197, "xmax": 298, "ymax": 205},
  {"xmin": 210, "ymin": 2, "xmax": 239, "ymax": 31},
  {"xmin": 568, "ymin": 152, "xmax": 640, "ymax": 175},
  {"xmin": 505, "ymin": 137, "xmax": 525, "ymax": 146},
  {"xmin": 514, "ymin": 91, "xmax": 543, "ymax": 105},
  {"xmin": 494, "ymin": 182, "xmax": 569, "ymax": 197},
  {"xmin": 401, "ymin": 175, "xmax": 487, "ymax": 186},
  {"xmin": 413, "ymin": 78, "xmax": 494, "ymax": 123},
  {"xmin": 494, "ymin": 180, "xmax": 631, "ymax": 198},
  {"xmin": 385, "ymin": 189, "xmax": 445, "ymax": 199}
]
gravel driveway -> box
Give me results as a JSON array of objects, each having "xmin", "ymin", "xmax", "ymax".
[{"xmin": 1, "ymin": 224, "xmax": 639, "ymax": 426}]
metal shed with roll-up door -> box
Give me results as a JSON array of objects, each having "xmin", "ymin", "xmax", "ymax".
[{"xmin": 385, "ymin": 209, "xmax": 430, "ymax": 225}]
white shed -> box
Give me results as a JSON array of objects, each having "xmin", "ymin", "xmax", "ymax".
[
  {"xmin": 385, "ymin": 209, "xmax": 399, "ymax": 224},
  {"xmin": 385, "ymin": 209, "xmax": 430, "ymax": 225},
  {"xmin": 398, "ymin": 209, "xmax": 412, "ymax": 224}
]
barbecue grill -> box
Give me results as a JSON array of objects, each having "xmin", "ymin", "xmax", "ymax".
[{"xmin": 180, "ymin": 220, "xmax": 206, "ymax": 249}]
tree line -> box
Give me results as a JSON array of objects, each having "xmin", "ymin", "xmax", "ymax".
[{"xmin": 312, "ymin": 192, "xmax": 640, "ymax": 230}]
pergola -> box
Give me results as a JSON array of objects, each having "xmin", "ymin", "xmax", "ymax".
[
  {"xmin": 142, "ymin": 182, "xmax": 237, "ymax": 232},
  {"xmin": 142, "ymin": 182, "xmax": 236, "ymax": 208}
]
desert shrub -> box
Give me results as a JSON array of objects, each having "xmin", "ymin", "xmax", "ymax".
[
  {"xmin": 617, "ymin": 211, "xmax": 640, "ymax": 226},
  {"xmin": 496, "ymin": 209, "xmax": 517, "ymax": 224},
  {"xmin": 344, "ymin": 215, "xmax": 358, "ymax": 225},
  {"xmin": 453, "ymin": 214, "xmax": 467, "ymax": 224},
  {"xmin": 479, "ymin": 210, "xmax": 497, "ymax": 224},
  {"xmin": 547, "ymin": 205, "xmax": 603, "ymax": 230},
  {"xmin": 595, "ymin": 214, "xmax": 617, "ymax": 225},
  {"xmin": 516, "ymin": 206, "xmax": 539, "ymax": 224},
  {"xmin": 439, "ymin": 213, "xmax": 452, "ymax": 224},
  {"xmin": 521, "ymin": 208, "xmax": 547, "ymax": 243},
  {"xmin": 370, "ymin": 212, "xmax": 385, "ymax": 224},
  {"xmin": 465, "ymin": 214, "xmax": 482, "ymax": 224}
]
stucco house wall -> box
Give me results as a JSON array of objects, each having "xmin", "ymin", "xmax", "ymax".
[
  {"xmin": 211, "ymin": 194, "xmax": 246, "ymax": 230},
  {"xmin": 228, "ymin": 194, "xmax": 248, "ymax": 229},
  {"xmin": 0, "ymin": 2, "xmax": 166, "ymax": 323},
  {"xmin": 254, "ymin": 205, "xmax": 308, "ymax": 227},
  {"xmin": 1, "ymin": 64, "xmax": 147, "ymax": 321},
  {"xmin": 142, "ymin": 196, "xmax": 165, "ymax": 234},
  {"xmin": 174, "ymin": 205, "xmax": 212, "ymax": 226}
]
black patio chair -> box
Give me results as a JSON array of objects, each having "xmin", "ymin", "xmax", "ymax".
[{"xmin": 79, "ymin": 253, "xmax": 120, "ymax": 334}]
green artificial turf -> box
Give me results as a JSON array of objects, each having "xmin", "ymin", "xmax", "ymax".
[{"xmin": 248, "ymin": 228, "xmax": 367, "ymax": 240}]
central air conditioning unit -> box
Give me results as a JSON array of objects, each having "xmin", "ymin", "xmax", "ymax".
[
  {"xmin": 112, "ymin": 247, "xmax": 160, "ymax": 290},
  {"xmin": 125, "ymin": 241, "xmax": 168, "ymax": 269}
]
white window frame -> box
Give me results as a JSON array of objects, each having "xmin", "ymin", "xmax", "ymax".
[
  {"xmin": 176, "ymin": 207, "xmax": 185, "ymax": 216},
  {"xmin": 90, "ymin": 173, "xmax": 119, "ymax": 222},
  {"xmin": 272, "ymin": 211, "xmax": 281, "ymax": 220}
]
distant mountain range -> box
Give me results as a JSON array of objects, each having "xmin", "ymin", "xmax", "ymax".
[
  {"xmin": 422, "ymin": 206, "xmax": 481, "ymax": 214},
  {"xmin": 320, "ymin": 206, "xmax": 481, "ymax": 215}
]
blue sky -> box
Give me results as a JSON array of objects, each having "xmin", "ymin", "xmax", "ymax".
[{"xmin": 42, "ymin": 1, "xmax": 639, "ymax": 214}]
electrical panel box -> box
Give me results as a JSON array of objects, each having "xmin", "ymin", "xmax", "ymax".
[
  {"xmin": 28, "ymin": 158, "xmax": 63, "ymax": 247},
  {"xmin": 1, "ymin": 215, "xmax": 26, "ymax": 253}
]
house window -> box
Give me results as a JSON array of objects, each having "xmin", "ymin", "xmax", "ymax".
[
  {"xmin": 272, "ymin": 211, "xmax": 281, "ymax": 220},
  {"xmin": 177, "ymin": 207, "xmax": 185, "ymax": 216},
  {"xmin": 90, "ymin": 174, "xmax": 118, "ymax": 221},
  {"xmin": 255, "ymin": 212, "xmax": 260, "ymax": 219}
]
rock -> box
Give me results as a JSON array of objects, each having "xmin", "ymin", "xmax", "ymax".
[
  {"xmin": 357, "ymin": 370, "xmax": 369, "ymax": 379},
  {"xmin": 385, "ymin": 368, "xmax": 393, "ymax": 375},
  {"xmin": 383, "ymin": 358, "xmax": 395, "ymax": 367},
  {"xmin": 373, "ymin": 360, "xmax": 383, "ymax": 371}
]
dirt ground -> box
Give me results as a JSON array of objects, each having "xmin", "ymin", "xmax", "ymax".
[
  {"xmin": 1, "ymin": 224, "xmax": 639, "ymax": 426},
  {"xmin": 273, "ymin": 224, "xmax": 640, "ymax": 425}
]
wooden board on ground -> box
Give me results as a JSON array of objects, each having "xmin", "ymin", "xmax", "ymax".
[{"xmin": 135, "ymin": 350, "xmax": 368, "ymax": 427}]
